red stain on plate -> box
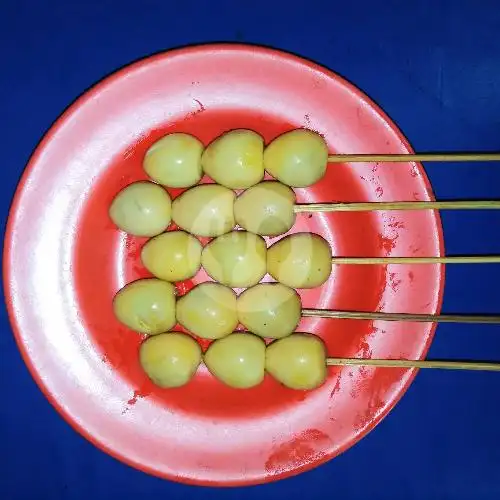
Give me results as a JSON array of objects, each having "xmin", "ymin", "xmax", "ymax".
[
  {"xmin": 389, "ymin": 272, "xmax": 403, "ymax": 292},
  {"xmin": 378, "ymin": 233, "xmax": 399, "ymax": 254},
  {"xmin": 265, "ymin": 429, "xmax": 331, "ymax": 475}
]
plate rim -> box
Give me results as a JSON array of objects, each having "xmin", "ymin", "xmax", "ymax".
[{"xmin": 3, "ymin": 43, "xmax": 445, "ymax": 485}]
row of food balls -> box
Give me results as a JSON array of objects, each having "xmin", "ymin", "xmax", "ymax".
[
  {"xmin": 109, "ymin": 128, "xmax": 331, "ymax": 390},
  {"xmin": 143, "ymin": 128, "xmax": 328, "ymax": 190},
  {"xmin": 112, "ymin": 180, "xmax": 312, "ymax": 238}
]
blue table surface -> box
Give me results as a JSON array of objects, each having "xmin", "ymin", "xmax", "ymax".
[{"xmin": 2, "ymin": 1, "xmax": 500, "ymax": 499}]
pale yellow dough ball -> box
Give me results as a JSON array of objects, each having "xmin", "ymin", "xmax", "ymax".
[
  {"xmin": 264, "ymin": 129, "xmax": 328, "ymax": 187},
  {"xmin": 141, "ymin": 230, "xmax": 202, "ymax": 282},
  {"xmin": 237, "ymin": 283, "xmax": 301, "ymax": 339},
  {"xmin": 204, "ymin": 333, "xmax": 266, "ymax": 388},
  {"xmin": 113, "ymin": 278, "xmax": 176, "ymax": 334},
  {"xmin": 201, "ymin": 231, "xmax": 267, "ymax": 287},
  {"xmin": 265, "ymin": 333, "xmax": 327, "ymax": 390},
  {"xmin": 143, "ymin": 133, "xmax": 204, "ymax": 188},
  {"xmin": 234, "ymin": 181, "xmax": 296, "ymax": 236},
  {"xmin": 201, "ymin": 129, "xmax": 264, "ymax": 189},
  {"xmin": 172, "ymin": 184, "xmax": 235, "ymax": 237},
  {"xmin": 267, "ymin": 232, "xmax": 332, "ymax": 288},
  {"xmin": 139, "ymin": 333, "xmax": 202, "ymax": 388},
  {"xmin": 109, "ymin": 181, "xmax": 171, "ymax": 237},
  {"xmin": 176, "ymin": 282, "xmax": 238, "ymax": 339}
]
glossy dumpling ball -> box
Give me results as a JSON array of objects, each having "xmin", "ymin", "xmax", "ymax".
[
  {"xmin": 267, "ymin": 232, "xmax": 332, "ymax": 288},
  {"xmin": 172, "ymin": 184, "xmax": 235, "ymax": 237},
  {"xmin": 237, "ymin": 283, "xmax": 301, "ymax": 339},
  {"xmin": 264, "ymin": 129, "xmax": 328, "ymax": 187},
  {"xmin": 141, "ymin": 230, "xmax": 202, "ymax": 282},
  {"xmin": 143, "ymin": 133, "xmax": 204, "ymax": 188},
  {"xmin": 176, "ymin": 282, "xmax": 238, "ymax": 339},
  {"xmin": 109, "ymin": 181, "xmax": 171, "ymax": 236},
  {"xmin": 265, "ymin": 333, "xmax": 327, "ymax": 390},
  {"xmin": 139, "ymin": 333, "xmax": 202, "ymax": 388},
  {"xmin": 201, "ymin": 129, "xmax": 264, "ymax": 189},
  {"xmin": 201, "ymin": 231, "xmax": 267, "ymax": 287},
  {"xmin": 234, "ymin": 181, "xmax": 296, "ymax": 236},
  {"xmin": 113, "ymin": 278, "xmax": 176, "ymax": 334},
  {"xmin": 204, "ymin": 333, "xmax": 266, "ymax": 388}
]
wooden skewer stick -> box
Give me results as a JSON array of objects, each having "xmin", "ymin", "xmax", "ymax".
[
  {"xmin": 294, "ymin": 200, "xmax": 500, "ymax": 213},
  {"xmin": 327, "ymin": 153, "xmax": 500, "ymax": 163},
  {"xmin": 331, "ymin": 256, "xmax": 500, "ymax": 264},
  {"xmin": 302, "ymin": 309, "xmax": 500, "ymax": 324},
  {"xmin": 326, "ymin": 357, "xmax": 500, "ymax": 371}
]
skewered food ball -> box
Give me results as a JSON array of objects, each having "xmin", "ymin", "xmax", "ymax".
[
  {"xmin": 143, "ymin": 133, "xmax": 204, "ymax": 188},
  {"xmin": 113, "ymin": 279, "xmax": 176, "ymax": 334},
  {"xmin": 234, "ymin": 181, "xmax": 296, "ymax": 236},
  {"xmin": 204, "ymin": 333, "xmax": 266, "ymax": 388},
  {"xmin": 237, "ymin": 283, "xmax": 301, "ymax": 339},
  {"xmin": 172, "ymin": 184, "xmax": 235, "ymax": 237},
  {"xmin": 265, "ymin": 333, "xmax": 327, "ymax": 390},
  {"xmin": 139, "ymin": 333, "xmax": 202, "ymax": 388},
  {"xmin": 267, "ymin": 233, "xmax": 332, "ymax": 288},
  {"xmin": 201, "ymin": 129, "xmax": 264, "ymax": 189},
  {"xmin": 109, "ymin": 181, "xmax": 171, "ymax": 236},
  {"xmin": 264, "ymin": 129, "xmax": 328, "ymax": 187},
  {"xmin": 141, "ymin": 230, "xmax": 202, "ymax": 282},
  {"xmin": 201, "ymin": 231, "xmax": 267, "ymax": 287},
  {"xmin": 176, "ymin": 282, "xmax": 238, "ymax": 339}
]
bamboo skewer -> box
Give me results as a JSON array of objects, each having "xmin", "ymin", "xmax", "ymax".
[
  {"xmin": 331, "ymin": 256, "xmax": 500, "ymax": 264},
  {"xmin": 281, "ymin": 150, "xmax": 500, "ymax": 374},
  {"xmin": 294, "ymin": 200, "xmax": 500, "ymax": 213},
  {"xmin": 288, "ymin": 150, "xmax": 500, "ymax": 373},
  {"xmin": 326, "ymin": 357, "xmax": 500, "ymax": 371},
  {"xmin": 302, "ymin": 309, "xmax": 500, "ymax": 324},
  {"xmin": 327, "ymin": 153, "xmax": 500, "ymax": 163}
]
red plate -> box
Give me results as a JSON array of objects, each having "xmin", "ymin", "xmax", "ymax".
[{"xmin": 4, "ymin": 45, "xmax": 444, "ymax": 485}]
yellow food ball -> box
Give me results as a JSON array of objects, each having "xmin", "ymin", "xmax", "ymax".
[
  {"xmin": 267, "ymin": 233, "xmax": 332, "ymax": 288},
  {"xmin": 237, "ymin": 283, "xmax": 301, "ymax": 339},
  {"xmin": 172, "ymin": 184, "xmax": 235, "ymax": 237},
  {"xmin": 141, "ymin": 230, "xmax": 202, "ymax": 282},
  {"xmin": 264, "ymin": 129, "xmax": 328, "ymax": 187},
  {"xmin": 139, "ymin": 333, "xmax": 202, "ymax": 388},
  {"xmin": 143, "ymin": 133, "xmax": 204, "ymax": 188},
  {"xmin": 201, "ymin": 231, "xmax": 267, "ymax": 287},
  {"xmin": 109, "ymin": 181, "xmax": 171, "ymax": 237},
  {"xmin": 265, "ymin": 333, "xmax": 327, "ymax": 390},
  {"xmin": 234, "ymin": 181, "xmax": 296, "ymax": 236},
  {"xmin": 113, "ymin": 278, "xmax": 176, "ymax": 334},
  {"xmin": 176, "ymin": 282, "xmax": 238, "ymax": 339},
  {"xmin": 201, "ymin": 129, "xmax": 264, "ymax": 189},
  {"xmin": 204, "ymin": 333, "xmax": 266, "ymax": 388}
]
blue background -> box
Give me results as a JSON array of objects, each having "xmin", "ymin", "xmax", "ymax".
[{"xmin": 2, "ymin": 1, "xmax": 500, "ymax": 498}]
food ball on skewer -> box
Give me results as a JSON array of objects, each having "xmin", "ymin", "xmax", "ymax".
[
  {"xmin": 140, "ymin": 332, "xmax": 202, "ymax": 388},
  {"xmin": 172, "ymin": 184, "xmax": 235, "ymax": 237},
  {"xmin": 267, "ymin": 232, "xmax": 332, "ymax": 288},
  {"xmin": 234, "ymin": 181, "xmax": 296, "ymax": 236},
  {"xmin": 141, "ymin": 230, "xmax": 202, "ymax": 282},
  {"xmin": 143, "ymin": 133, "xmax": 204, "ymax": 188},
  {"xmin": 204, "ymin": 333, "xmax": 266, "ymax": 389},
  {"xmin": 113, "ymin": 278, "xmax": 176, "ymax": 334},
  {"xmin": 237, "ymin": 283, "xmax": 301, "ymax": 339},
  {"xmin": 264, "ymin": 129, "xmax": 328, "ymax": 187},
  {"xmin": 265, "ymin": 333, "xmax": 327, "ymax": 390},
  {"xmin": 176, "ymin": 282, "xmax": 238, "ymax": 339},
  {"xmin": 201, "ymin": 231, "xmax": 267, "ymax": 287},
  {"xmin": 109, "ymin": 181, "xmax": 171, "ymax": 237},
  {"xmin": 201, "ymin": 129, "xmax": 264, "ymax": 189}
]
